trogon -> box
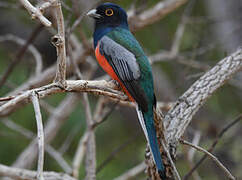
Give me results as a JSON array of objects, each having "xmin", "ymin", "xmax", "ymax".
[{"xmin": 87, "ymin": 3, "xmax": 166, "ymax": 178}]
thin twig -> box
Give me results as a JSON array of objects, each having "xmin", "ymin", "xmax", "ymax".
[
  {"xmin": 161, "ymin": 140, "xmax": 181, "ymax": 180},
  {"xmin": 67, "ymin": 1, "xmax": 100, "ymax": 35},
  {"xmin": 184, "ymin": 130, "xmax": 202, "ymax": 180},
  {"xmin": 19, "ymin": 0, "xmax": 52, "ymax": 26},
  {"xmin": 45, "ymin": 146, "xmax": 72, "ymax": 174},
  {"xmin": 92, "ymin": 100, "xmax": 119, "ymax": 128},
  {"xmin": 128, "ymin": 0, "xmax": 188, "ymax": 31},
  {"xmin": 68, "ymin": 33, "xmax": 97, "ymax": 179},
  {"xmin": 82, "ymin": 93, "xmax": 96, "ymax": 180},
  {"xmin": 170, "ymin": 0, "xmax": 196, "ymax": 56},
  {"xmin": 180, "ymin": 139, "xmax": 235, "ymax": 180},
  {"xmin": 188, "ymin": 131, "xmax": 201, "ymax": 161},
  {"xmin": 31, "ymin": 92, "xmax": 45, "ymax": 180},
  {"xmin": 184, "ymin": 114, "xmax": 242, "ymax": 179},
  {"xmin": 72, "ymin": 98, "xmax": 117, "ymax": 177},
  {"xmin": 72, "ymin": 131, "xmax": 90, "ymax": 178}
]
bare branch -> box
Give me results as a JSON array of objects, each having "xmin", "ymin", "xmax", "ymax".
[
  {"xmin": 165, "ymin": 48, "xmax": 242, "ymax": 150},
  {"xmin": 184, "ymin": 130, "xmax": 202, "ymax": 180},
  {"xmin": 0, "ymin": 163, "xmax": 76, "ymax": 180},
  {"xmin": 170, "ymin": 0, "xmax": 196, "ymax": 56},
  {"xmin": 128, "ymin": 0, "xmax": 188, "ymax": 31},
  {"xmin": 0, "ymin": 80, "xmax": 127, "ymax": 117},
  {"xmin": 72, "ymin": 131, "xmax": 90, "ymax": 178},
  {"xmin": 19, "ymin": 0, "xmax": 52, "ymax": 26},
  {"xmin": 180, "ymin": 139, "xmax": 235, "ymax": 180},
  {"xmin": 45, "ymin": 146, "xmax": 72, "ymax": 174},
  {"xmin": 31, "ymin": 92, "xmax": 45, "ymax": 180},
  {"xmin": 84, "ymin": 132, "xmax": 96, "ymax": 180},
  {"xmin": 81, "ymin": 90, "xmax": 96, "ymax": 180},
  {"xmin": 188, "ymin": 131, "xmax": 201, "ymax": 161},
  {"xmin": 51, "ymin": 0, "xmax": 66, "ymax": 87}
]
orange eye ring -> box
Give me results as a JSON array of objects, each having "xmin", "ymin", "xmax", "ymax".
[{"xmin": 105, "ymin": 8, "xmax": 114, "ymax": 16}]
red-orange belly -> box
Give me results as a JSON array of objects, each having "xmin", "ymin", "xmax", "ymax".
[{"xmin": 95, "ymin": 44, "xmax": 134, "ymax": 102}]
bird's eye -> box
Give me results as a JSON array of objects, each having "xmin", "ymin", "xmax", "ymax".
[{"xmin": 105, "ymin": 8, "xmax": 114, "ymax": 16}]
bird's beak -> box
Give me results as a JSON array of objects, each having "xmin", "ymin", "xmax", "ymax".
[{"xmin": 87, "ymin": 9, "xmax": 102, "ymax": 18}]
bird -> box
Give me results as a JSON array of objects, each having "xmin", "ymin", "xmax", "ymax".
[{"xmin": 87, "ymin": 3, "xmax": 166, "ymax": 179}]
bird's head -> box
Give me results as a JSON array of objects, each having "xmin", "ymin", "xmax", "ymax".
[{"xmin": 87, "ymin": 3, "xmax": 128, "ymax": 29}]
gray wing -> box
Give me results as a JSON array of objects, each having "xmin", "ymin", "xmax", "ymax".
[
  {"xmin": 99, "ymin": 36, "xmax": 148, "ymax": 112},
  {"xmin": 99, "ymin": 36, "xmax": 140, "ymax": 80}
]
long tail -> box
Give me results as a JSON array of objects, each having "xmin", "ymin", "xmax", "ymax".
[{"xmin": 136, "ymin": 105, "xmax": 166, "ymax": 179}]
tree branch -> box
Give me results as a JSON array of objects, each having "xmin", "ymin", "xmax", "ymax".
[
  {"xmin": 128, "ymin": 0, "xmax": 188, "ymax": 31},
  {"xmin": 165, "ymin": 48, "xmax": 242, "ymax": 153},
  {"xmin": 0, "ymin": 164, "xmax": 75, "ymax": 180},
  {"xmin": 19, "ymin": 0, "xmax": 52, "ymax": 26},
  {"xmin": 0, "ymin": 80, "xmax": 127, "ymax": 117},
  {"xmin": 31, "ymin": 92, "xmax": 45, "ymax": 180}
]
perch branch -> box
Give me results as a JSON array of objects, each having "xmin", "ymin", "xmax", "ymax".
[{"xmin": 0, "ymin": 80, "xmax": 127, "ymax": 117}]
